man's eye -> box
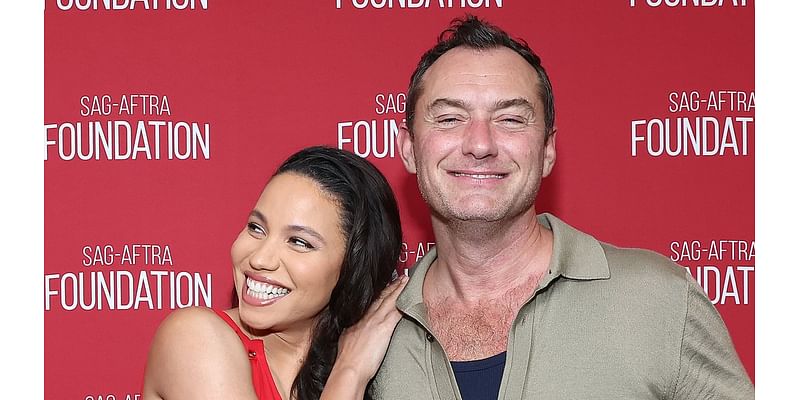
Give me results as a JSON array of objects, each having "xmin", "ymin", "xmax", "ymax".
[
  {"xmin": 435, "ymin": 116, "xmax": 462, "ymax": 125},
  {"xmin": 499, "ymin": 116, "xmax": 526, "ymax": 125},
  {"xmin": 289, "ymin": 237, "xmax": 314, "ymax": 250}
]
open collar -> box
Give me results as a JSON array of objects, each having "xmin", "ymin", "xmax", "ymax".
[{"xmin": 396, "ymin": 213, "xmax": 611, "ymax": 317}]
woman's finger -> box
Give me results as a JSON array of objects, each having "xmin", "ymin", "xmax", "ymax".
[
  {"xmin": 374, "ymin": 275, "xmax": 408, "ymax": 316},
  {"xmin": 366, "ymin": 273, "xmax": 407, "ymax": 313}
]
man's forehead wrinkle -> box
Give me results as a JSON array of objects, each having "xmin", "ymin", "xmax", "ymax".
[
  {"xmin": 425, "ymin": 68, "xmax": 542, "ymax": 97},
  {"xmin": 433, "ymin": 71, "xmax": 515, "ymax": 84},
  {"xmin": 451, "ymin": 71, "xmax": 505, "ymax": 77}
]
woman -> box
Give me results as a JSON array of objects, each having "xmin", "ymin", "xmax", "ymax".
[{"xmin": 142, "ymin": 146, "xmax": 408, "ymax": 400}]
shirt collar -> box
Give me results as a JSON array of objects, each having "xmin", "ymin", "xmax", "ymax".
[
  {"xmin": 396, "ymin": 212, "xmax": 611, "ymax": 314},
  {"xmin": 540, "ymin": 212, "xmax": 610, "ymax": 280}
]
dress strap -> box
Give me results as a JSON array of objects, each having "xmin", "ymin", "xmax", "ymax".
[
  {"xmin": 212, "ymin": 309, "xmax": 251, "ymax": 343},
  {"xmin": 211, "ymin": 309, "xmax": 284, "ymax": 400}
]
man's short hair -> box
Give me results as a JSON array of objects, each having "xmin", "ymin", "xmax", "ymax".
[{"xmin": 406, "ymin": 15, "xmax": 555, "ymax": 136}]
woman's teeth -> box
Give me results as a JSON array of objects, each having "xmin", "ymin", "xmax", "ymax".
[{"xmin": 246, "ymin": 277, "xmax": 290, "ymax": 300}]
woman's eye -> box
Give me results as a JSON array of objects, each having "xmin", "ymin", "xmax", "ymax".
[
  {"xmin": 247, "ymin": 222, "xmax": 265, "ymax": 235},
  {"xmin": 289, "ymin": 237, "xmax": 314, "ymax": 250}
]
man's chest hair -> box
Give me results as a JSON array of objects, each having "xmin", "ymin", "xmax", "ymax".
[
  {"xmin": 423, "ymin": 272, "xmax": 543, "ymax": 361},
  {"xmin": 426, "ymin": 298, "xmax": 516, "ymax": 360}
]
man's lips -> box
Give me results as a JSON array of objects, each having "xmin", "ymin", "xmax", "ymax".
[{"xmin": 447, "ymin": 170, "xmax": 508, "ymax": 179}]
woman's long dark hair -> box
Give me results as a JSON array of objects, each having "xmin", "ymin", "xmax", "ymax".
[{"xmin": 274, "ymin": 146, "xmax": 402, "ymax": 400}]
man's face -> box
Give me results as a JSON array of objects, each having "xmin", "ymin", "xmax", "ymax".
[{"xmin": 398, "ymin": 46, "xmax": 556, "ymax": 223}]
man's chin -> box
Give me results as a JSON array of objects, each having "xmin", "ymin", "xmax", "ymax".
[{"xmin": 440, "ymin": 205, "xmax": 509, "ymax": 223}]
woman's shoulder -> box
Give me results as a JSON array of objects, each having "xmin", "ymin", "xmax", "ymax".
[
  {"xmin": 156, "ymin": 307, "xmax": 234, "ymax": 345},
  {"xmin": 158, "ymin": 306, "xmax": 230, "ymax": 330},
  {"xmin": 151, "ymin": 307, "xmax": 245, "ymax": 355},
  {"xmin": 144, "ymin": 307, "xmax": 256, "ymax": 399}
]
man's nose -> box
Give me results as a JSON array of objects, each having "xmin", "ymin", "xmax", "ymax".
[
  {"xmin": 249, "ymin": 239, "xmax": 281, "ymax": 271},
  {"xmin": 461, "ymin": 118, "xmax": 499, "ymax": 159}
]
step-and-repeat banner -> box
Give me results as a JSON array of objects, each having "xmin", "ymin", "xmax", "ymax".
[{"xmin": 44, "ymin": 1, "xmax": 754, "ymax": 398}]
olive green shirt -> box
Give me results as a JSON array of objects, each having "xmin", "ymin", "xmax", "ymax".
[{"xmin": 372, "ymin": 213, "xmax": 754, "ymax": 399}]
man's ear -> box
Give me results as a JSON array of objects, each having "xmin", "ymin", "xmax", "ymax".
[
  {"xmin": 397, "ymin": 122, "xmax": 417, "ymax": 174},
  {"xmin": 542, "ymin": 128, "xmax": 557, "ymax": 178}
]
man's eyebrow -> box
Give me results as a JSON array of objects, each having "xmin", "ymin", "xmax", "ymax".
[
  {"xmin": 287, "ymin": 225, "xmax": 327, "ymax": 245},
  {"xmin": 427, "ymin": 98, "xmax": 535, "ymax": 113},
  {"xmin": 494, "ymin": 98, "xmax": 535, "ymax": 112},
  {"xmin": 428, "ymin": 98, "xmax": 468, "ymax": 111}
]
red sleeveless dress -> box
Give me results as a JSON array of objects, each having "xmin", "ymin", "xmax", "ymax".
[{"xmin": 212, "ymin": 309, "xmax": 283, "ymax": 400}]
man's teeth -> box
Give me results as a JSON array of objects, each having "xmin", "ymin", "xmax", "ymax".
[
  {"xmin": 453, "ymin": 172, "xmax": 504, "ymax": 179},
  {"xmin": 246, "ymin": 277, "xmax": 290, "ymax": 300}
]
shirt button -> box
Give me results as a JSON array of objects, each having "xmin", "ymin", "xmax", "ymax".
[
  {"xmin": 248, "ymin": 351, "xmax": 257, "ymax": 358},
  {"xmin": 426, "ymin": 333, "xmax": 434, "ymax": 342}
]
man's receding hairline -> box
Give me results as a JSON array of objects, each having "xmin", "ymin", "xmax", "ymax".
[{"xmin": 410, "ymin": 45, "xmax": 546, "ymax": 130}]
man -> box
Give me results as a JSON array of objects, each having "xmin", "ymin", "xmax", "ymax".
[{"xmin": 372, "ymin": 15, "xmax": 754, "ymax": 400}]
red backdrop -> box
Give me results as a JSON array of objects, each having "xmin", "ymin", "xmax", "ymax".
[{"xmin": 44, "ymin": 1, "xmax": 754, "ymax": 398}]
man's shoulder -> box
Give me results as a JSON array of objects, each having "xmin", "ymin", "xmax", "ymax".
[
  {"xmin": 587, "ymin": 241, "xmax": 694, "ymax": 312},
  {"xmin": 599, "ymin": 242, "xmax": 687, "ymax": 281},
  {"xmin": 544, "ymin": 212, "xmax": 690, "ymax": 288}
]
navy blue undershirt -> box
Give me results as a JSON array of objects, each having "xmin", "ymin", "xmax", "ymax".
[{"xmin": 451, "ymin": 351, "xmax": 506, "ymax": 400}]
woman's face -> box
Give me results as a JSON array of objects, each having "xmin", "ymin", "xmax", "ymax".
[{"xmin": 231, "ymin": 172, "xmax": 346, "ymax": 334}]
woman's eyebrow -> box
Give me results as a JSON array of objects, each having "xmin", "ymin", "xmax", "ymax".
[
  {"xmin": 287, "ymin": 225, "xmax": 326, "ymax": 245},
  {"xmin": 249, "ymin": 210, "xmax": 266, "ymax": 222}
]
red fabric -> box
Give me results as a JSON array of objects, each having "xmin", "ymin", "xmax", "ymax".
[{"xmin": 213, "ymin": 309, "xmax": 283, "ymax": 400}]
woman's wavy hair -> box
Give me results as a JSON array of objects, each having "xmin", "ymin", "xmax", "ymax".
[{"xmin": 274, "ymin": 146, "xmax": 402, "ymax": 400}]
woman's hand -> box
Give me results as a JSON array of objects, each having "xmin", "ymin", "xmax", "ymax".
[{"xmin": 321, "ymin": 275, "xmax": 409, "ymax": 399}]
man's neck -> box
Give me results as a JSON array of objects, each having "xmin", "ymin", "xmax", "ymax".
[
  {"xmin": 421, "ymin": 209, "xmax": 553, "ymax": 360},
  {"xmin": 426, "ymin": 209, "xmax": 553, "ymax": 304}
]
